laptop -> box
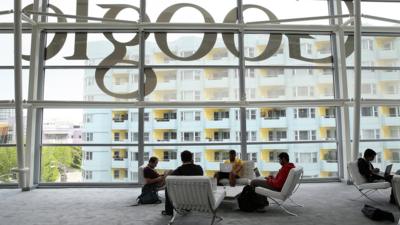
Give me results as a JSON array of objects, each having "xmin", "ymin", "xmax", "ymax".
[
  {"xmin": 254, "ymin": 167, "xmax": 261, "ymax": 177},
  {"xmin": 220, "ymin": 163, "xmax": 233, "ymax": 173},
  {"xmin": 378, "ymin": 164, "xmax": 393, "ymax": 177}
]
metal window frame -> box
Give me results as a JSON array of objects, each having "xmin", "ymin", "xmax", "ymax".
[{"xmin": 4, "ymin": 0, "xmax": 400, "ymax": 188}]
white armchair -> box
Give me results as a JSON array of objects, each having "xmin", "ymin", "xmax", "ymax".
[
  {"xmin": 347, "ymin": 161, "xmax": 391, "ymax": 203},
  {"xmin": 166, "ymin": 176, "xmax": 226, "ymax": 225},
  {"xmin": 219, "ymin": 161, "xmax": 255, "ymax": 186},
  {"xmin": 255, "ymin": 166, "xmax": 303, "ymax": 216}
]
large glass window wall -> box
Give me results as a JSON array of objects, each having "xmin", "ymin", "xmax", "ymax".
[{"xmin": 1, "ymin": 0, "xmax": 400, "ymax": 186}]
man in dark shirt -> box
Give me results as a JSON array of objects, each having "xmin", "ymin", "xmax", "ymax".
[
  {"xmin": 162, "ymin": 150, "xmax": 203, "ymax": 216},
  {"xmin": 358, "ymin": 148, "xmax": 395, "ymax": 203},
  {"xmin": 143, "ymin": 156, "xmax": 165, "ymax": 187}
]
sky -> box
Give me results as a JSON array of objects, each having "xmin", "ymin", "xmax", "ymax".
[{"xmin": 1, "ymin": 0, "xmax": 400, "ymax": 124}]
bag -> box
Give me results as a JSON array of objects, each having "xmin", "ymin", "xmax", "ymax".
[
  {"xmin": 136, "ymin": 184, "xmax": 162, "ymax": 205},
  {"xmin": 237, "ymin": 185, "xmax": 269, "ymax": 212},
  {"xmin": 361, "ymin": 204, "xmax": 394, "ymax": 222}
]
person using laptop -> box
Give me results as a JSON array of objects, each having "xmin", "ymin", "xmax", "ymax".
[
  {"xmin": 358, "ymin": 148, "xmax": 395, "ymax": 204},
  {"xmin": 250, "ymin": 152, "xmax": 295, "ymax": 191},
  {"xmin": 214, "ymin": 150, "xmax": 243, "ymax": 187}
]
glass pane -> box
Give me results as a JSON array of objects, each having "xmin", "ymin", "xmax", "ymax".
[
  {"xmin": 0, "ymin": 147, "xmax": 17, "ymax": 183},
  {"xmin": 43, "ymin": 109, "xmax": 139, "ymax": 144},
  {"xmin": 244, "ymin": 34, "xmax": 333, "ymax": 66},
  {"xmin": 244, "ymin": 0, "xmax": 330, "ymax": 25},
  {"xmin": 145, "ymin": 33, "xmax": 238, "ymax": 66},
  {"xmin": 145, "ymin": 108, "xmax": 240, "ymax": 144},
  {"xmin": 359, "ymin": 141, "xmax": 400, "ymax": 172},
  {"xmin": 0, "ymin": 1, "xmax": 33, "ymax": 22},
  {"xmin": 44, "ymin": 33, "xmax": 139, "ymax": 66},
  {"xmin": 0, "ymin": 109, "xmax": 15, "ymax": 144},
  {"xmin": 250, "ymin": 144, "xmax": 338, "ymax": 178},
  {"xmin": 0, "ymin": 70, "xmax": 30, "ymax": 100},
  {"xmin": 144, "ymin": 145, "xmax": 240, "ymax": 177},
  {"xmin": 48, "ymin": 0, "xmax": 140, "ymax": 22},
  {"xmin": 0, "ymin": 34, "xmax": 31, "ymax": 66},
  {"xmin": 146, "ymin": 0, "xmax": 237, "ymax": 23},
  {"xmin": 242, "ymin": 107, "xmax": 337, "ymax": 142},
  {"xmin": 44, "ymin": 69, "xmax": 139, "ymax": 102},
  {"xmin": 342, "ymin": 1, "xmax": 400, "ymax": 26},
  {"xmin": 246, "ymin": 68, "xmax": 334, "ymax": 100},
  {"xmin": 146, "ymin": 68, "xmax": 239, "ymax": 102},
  {"xmin": 347, "ymin": 69, "xmax": 400, "ymax": 99},
  {"xmin": 347, "ymin": 36, "xmax": 400, "ymax": 68}
]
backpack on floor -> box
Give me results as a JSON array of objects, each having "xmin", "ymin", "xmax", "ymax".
[
  {"xmin": 136, "ymin": 184, "xmax": 162, "ymax": 205},
  {"xmin": 237, "ymin": 185, "xmax": 269, "ymax": 212},
  {"xmin": 362, "ymin": 204, "xmax": 394, "ymax": 222}
]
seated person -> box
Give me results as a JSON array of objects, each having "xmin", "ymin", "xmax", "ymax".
[
  {"xmin": 143, "ymin": 156, "xmax": 165, "ymax": 187},
  {"xmin": 358, "ymin": 148, "xmax": 395, "ymax": 203},
  {"xmin": 162, "ymin": 150, "xmax": 204, "ymax": 216},
  {"xmin": 214, "ymin": 150, "xmax": 243, "ymax": 187},
  {"xmin": 250, "ymin": 152, "xmax": 295, "ymax": 191}
]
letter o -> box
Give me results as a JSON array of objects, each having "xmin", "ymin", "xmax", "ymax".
[
  {"xmin": 22, "ymin": 4, "xmax": 67, "ymax": 61},
  {"xmin": 155, "ymin": 3, "xmax": 217, "ymax": 61},
  {"xmin": 222, "ymin": 5, "xmax": 282, "ymax": 61}
]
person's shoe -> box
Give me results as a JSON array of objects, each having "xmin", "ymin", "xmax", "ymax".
[{"xmin": 161, "ymin": 210, "xmax": 173, "ymax": 216}]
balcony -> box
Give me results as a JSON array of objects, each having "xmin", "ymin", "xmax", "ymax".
[
  {"xmin": 260, "ymin": 117, "xmax": 287, "ymax": 128},
  {"xmin": 112, "ymin": 139, "xmax": 129, "ymax": 144},
  {"xmin": 205, "ymin": 118, "xmax": 230, "ymax": 129},
  {"xmin": 378, "ymin": 49, "xmax": 398, "ymax": 59},
  {"xmin": 111, "ymin": 177, "xmax": 128, "ymax": 182},
  {"xmin": 111, "ymin": 119, "xmax": 128, "ymax": 130},
  {"xmin": 205, "ymin": 138, "xmax": 231, "ymax": 142},
  {"xmin": 317, "ymin": 74, "xmax": 333, "ymax": 84},
  {"xmin": 157, "ymin": 80, "xmax": 177, "ymax": 90},
  {"xmin": 112, "ymin": 158, "xmax": 128, "ymax": 168},
  {"xmin": 259, "ymin": 75, "xmax": 285, "ymax": 86},
  {"xmin": 320, "ymin": 142, "xmax": 337, "ymax": 149},
  {"xmin": 383, "ymin": 117, "xmax": 400, "ymax": 126},
  {"xmin": 153, "ymin": 119, "xmax": 177, "ymax": 129},
  {"xmin": 379, "ymin": 71, "xmax": 400, "ymax": 81},
  {"xmin": 320, "ymin": 160, "xmax": 338, "ymax": 172},
  {"xmin": 205, "ymin": 77, "xmax": 229, "ymax": 88},
  {"xmin": 320, "ymin": 117, "xmax": 336, "ymax": 127}
]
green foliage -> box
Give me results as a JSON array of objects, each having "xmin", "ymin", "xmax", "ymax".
[
  {"xmin": 0, "ymin": 146, "xmax": 82, "ymax": 183},
  {"xmin": 0, "ymin": 147, "xmax": 17, "ymax": 183},
  {"xmin": 40, "ymin": 146, "xmax": 82, "ymax": 182}
]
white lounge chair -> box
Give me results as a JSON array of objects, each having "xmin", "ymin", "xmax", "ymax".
[
  {"xmin": 255, "ymin": 166, "xmax": 303, "ymax": 216},
  {"xmin": 347, "ymin": 161, "xmax": 391, "ymax": 203},
  {"xmin": 166, "ymin": 176, "xmax": 226, "ymax": 225}
]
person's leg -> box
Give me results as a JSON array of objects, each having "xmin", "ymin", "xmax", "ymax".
[
  {"xmin": 229, "ymin": 172, "xmax": 236, "ymax": 187},
  {"xmin": 217, "ymin": 172, "xmax": 229, "ymax": 185},
  {"xmin": 250, "ymin": 179, "xmax": 276, "ymax": 190}
]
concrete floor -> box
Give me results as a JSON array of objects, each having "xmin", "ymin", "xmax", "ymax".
[{"xmin": 0, "ymin": 183, "xmax": 398, "ymax": 225}]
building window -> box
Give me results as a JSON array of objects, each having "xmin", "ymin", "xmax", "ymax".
[
  {"xmin": 382, "ymin": 40, "xmax": 394, "ymax": 50},
  {"xmin": 194, "ymin": 152, "xmax": 201, "ymax": 162},
  {"xmin": 295, "ymin": 152, "xmax": 318, "ymax": 163},
  {"xmin": 246, "ymin": 68, "xmax": 255, "ymax": 78},
  {"xmin": 214, "ymin": 151, "xmax": 229, "ymax": 162},
  {"xmin": 131, "ymin": 152, "xmax": 150, "ymax": 161},
  {"xmin": 83, "ymin": 170, "xmax": 92, "ymax": 180},
  {"xmin": 247, "ymin": 152, "xmax": 257, "ymax": 162},
  {"xmin": 181, "ymin": 111, "xmax": 201, "ymax": 121},
  {"xmin": 181, "ymin": 70, "xmax": 201, "ymax": 81},
  {"xmin": 325, "ymin": 107, "xmax": 336, "ymax": 118},
  {"xmin": 268, "ymin": 130, "xmax": 287, "ymax": 141},
  {"xmin": 390, "ymin": 127, "xmax": 400, "ymax": 138},
  {"xmin": 181, "ymin": 132, "xmax": 201, "ymax": 142},
  {"xmin": 361, "ymin": 129, "xmax": 380, "ymax": 139},
  {"xmin": 293, "ymin": 86, "xmax": 314, "ymax": 97},
  {"xmin": 361, "ymin": 83, "xmax": 377, "ymax": 95},
  {"xmin": 163, "ymin": 151, "xmax": 177, "ymax": 161},
  {"xmin": 389, "ymin": 107, "xmax": 400, "ymax": 117},
  {"xmin": 391, "ymin": 150, "xmax": 400, "ymax": 163},
  {"xmin": 269, "ymin": 151, "xmax": 287, "ymax": 162},
  {"xmin": 295, "ymin": 130, "xmax": 317, "ymax": 141},
  {"xmin": 84, "ymin": 114, "xmax": 93, "ymax": 123},
  {"xmin": 84, "ymin": 132, "xmax": 93, "ymax": 142},
  {"xmin": 362, "ymin": 39, "xmax": 374, "ymax": 50},
  {"xmin": 114, "ymin": 170, "xmax": 120, "ymax": 179},
  {"xmin": 294, "ymin": 108, "xmax": 316, "ymax": 118},
  {"xmin": 213, "ymin": 111, "xmax": 229, "ymax": 120},
  {"xmin": 361, "ymin": 106, "xmax": 378, "ymax": 117},
  {"xmin": 85, "ymin": 151, "xmax": 93, "ymax": 160},
  {"xmin": 131, "ymin": 112, "xmax": 149, "ymax": 121}
]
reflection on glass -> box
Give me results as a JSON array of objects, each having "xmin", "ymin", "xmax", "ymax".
[{"xmin": 359, "ymin": 141, "xmax": 400, "ymax": 172}]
